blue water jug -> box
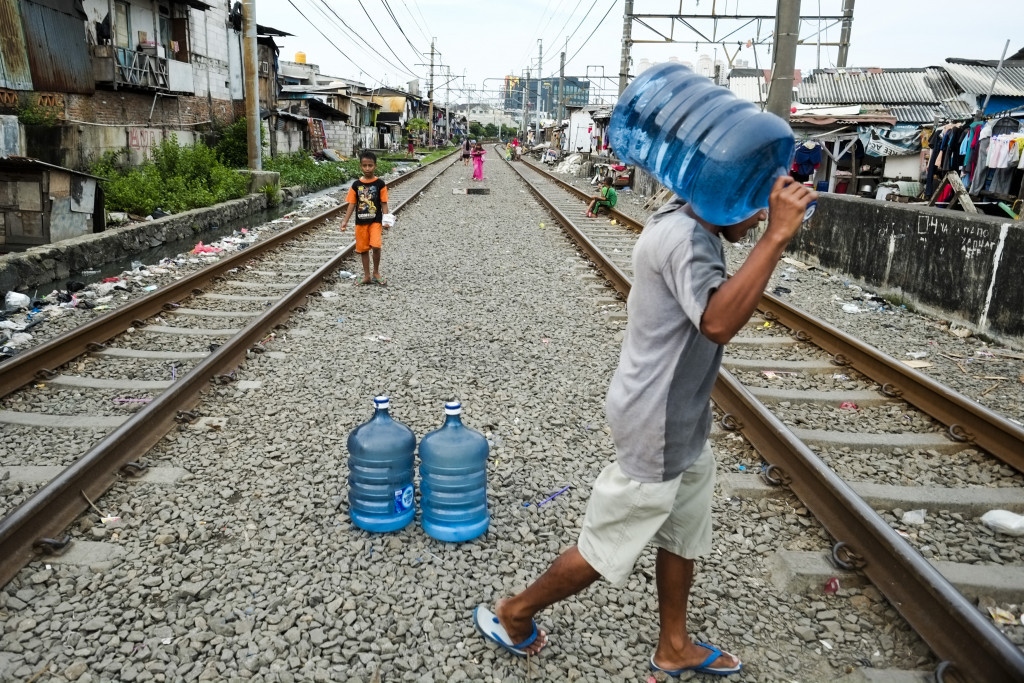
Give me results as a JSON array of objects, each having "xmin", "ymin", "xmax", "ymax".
[
  {"xmin": 346, "ymin": 396, "xmax": 416, "ymax": 533},
  {"xmin": 418, "ymin": 400, "xmax": 490, "ymax": 542},
  {"xmin": 609, "ymin": 62, "xmax": 795, "ymax": 226}
]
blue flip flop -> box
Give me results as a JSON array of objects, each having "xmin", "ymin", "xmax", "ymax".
[
  {"xmin": 473, "ymin": 604, "xmax": 542, "ymax": 657},
  {"xmin": 650, "ymin": 642, "xmax": 743, "ymax": 677}
]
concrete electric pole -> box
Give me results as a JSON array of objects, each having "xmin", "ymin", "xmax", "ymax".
[
  {"xmin": 765, "ymin": 0, "xmax": 800, "ymax": 121},
  {"xmin": 427, "ymin": 38, "xmax": 435, "ymax": 147},
  {"xmin": 618, "ymin": 0, "xmax": 633, "ymax": 95},
  {"xmin": 241, "ymin": 0, "xmax": 261, "ymax": 169}
]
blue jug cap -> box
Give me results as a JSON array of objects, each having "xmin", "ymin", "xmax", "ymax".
[
  {"xmin": 374, "ymin": 396, "xmax": 390, "ymax": 409},
  {"xmin": 444, "ymin": 401, "xmax": 462, "ymax": 415}
]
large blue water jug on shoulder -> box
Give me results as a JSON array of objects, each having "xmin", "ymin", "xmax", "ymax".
[
  {"xmin": 609, "ymin": 62, "xmax": 795, "ymax": 226},
  {"xmin": 346, "ymin": 396, "xmax": 416, "ymax": 532},
  {"xmin": 418, "ymin": 400, "xmax": 490, "ymax": 542}
]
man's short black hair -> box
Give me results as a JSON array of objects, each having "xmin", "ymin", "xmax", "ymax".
[
  {"xmin": 603, "ymin": 176, "xmax": 613, "ymax": 185},
  {"xmin": 360, "ymin": 150, "xmax": 377, "ymax": 163}
]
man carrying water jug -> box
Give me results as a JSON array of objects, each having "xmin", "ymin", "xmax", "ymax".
[{"xmin": 474, "ymin": 171, "xmax": 816, "ymax": 675}]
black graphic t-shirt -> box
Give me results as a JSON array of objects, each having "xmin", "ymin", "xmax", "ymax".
[{"xmin": 346, "ymin": 178, "xmax": 388, "ymax": 225}]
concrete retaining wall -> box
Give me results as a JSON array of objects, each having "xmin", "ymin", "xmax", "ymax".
[
  {"xmin": 0, "ymin": 193, "xmax": 267, "ymax": 292},
  {"xmin": 794, "ymin": 194, "xmax": 1024, "ymax": 338}
]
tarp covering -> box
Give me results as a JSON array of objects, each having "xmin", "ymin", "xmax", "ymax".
[{"xmin": 857, "ymin": 124, "xmax": 922, "ymax": 157}]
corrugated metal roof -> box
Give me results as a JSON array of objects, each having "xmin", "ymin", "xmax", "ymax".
[
  {"xmin": 0, "ymin": 0, "xmax": 33, "ymax": 90},
  {"xmin": 21, "ymin": 0, "xmax": 94, "ymax": 94},
  {"xmin": 798, "ymin": 67, "xmax": 962, "ymax": 105},
  {"xmin": 887, "ymin": 101, "xmax": 974, "ymax": 123},
  {"xmin": 728, "ymin": 74, "xmax": 766, "ymax": 104},
  {"xmin": 942, "ymin": 59, "xmax": 1024, "ymax": 96}
]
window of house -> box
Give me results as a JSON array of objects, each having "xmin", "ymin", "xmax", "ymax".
[
  {"xmin": 159, "ymin": 7, "xmax": 172, "ymax": 58},
  {"xmin": 113, "ymin": 1, "xmax": 131, "ymax": 48}
]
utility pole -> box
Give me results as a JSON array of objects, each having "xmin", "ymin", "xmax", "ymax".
[
  {"xmin": 765, "ymin": 0, "xmax": 800, "ymax": 121},
  {"xmin": 618, "ymin": 0, "xmax": 633, "ymax": 95},
  {"xmin": 241, "ymin": 0, "xmax": 261, "ymax": 169},
  {"xmin": 558, "ymin": 51, "xmax": 565, "ymax": 124},
  {"xmin": 523, "ymin": 69, "xmax": 530, "ymax": 139},
  {"xmin": 836, "ymin": 0, "xmax": 855, "ymax": 67},
  {"xmin": 535, "ymin": 40, "xmax": 542, "ymax": 142},
  {"xmin": 444, "ymin": 66, "xmax": 451, "ymax": 142},
  {"xmin": 427, "ymin": 38, "xmax": 435, "ymax": 147}
]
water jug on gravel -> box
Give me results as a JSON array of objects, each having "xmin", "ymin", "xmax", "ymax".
[
  {"xmin": 418, "ymin": 400, "xmax": 490, "ymax": 542},
  {"xmin": 346, "ymin": 396, "xmax": 416, "ymax": 532},
  {"xmin": 608, "ymin": 62, "xmax": 796, "ymax": 226}
]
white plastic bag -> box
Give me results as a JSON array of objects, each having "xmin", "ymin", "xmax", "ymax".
[
  {"xmin": 981, "ymin": 510, "xmax": 1024, "ymax": 537},
  {"xmin": 382, "ymin": 213, "xmax": 396, "ymax": 228},
  {"xmin": 5, "ymin": 291, "xmax": 30, "ymax": 311}
]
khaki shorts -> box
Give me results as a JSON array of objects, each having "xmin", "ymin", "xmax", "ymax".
[{"xmin": 577, "ymin": 442, "xmax": 715, "ymax": 587}]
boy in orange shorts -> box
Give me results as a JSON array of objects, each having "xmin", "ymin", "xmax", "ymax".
[{"xmin": 340, "ymin": 150, "xmax": 389, "ymax": 285}]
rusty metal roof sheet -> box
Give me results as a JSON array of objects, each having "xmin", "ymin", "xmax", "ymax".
[
  {"xmin": 942, "ymin": 59, "xmax": 1024, "ymax": 96},
  {"xmin": 21, "ymin": 0, "xmax": 94, "ymax": 94},
  {"xmin": 0, "ymin": 156, "xmax": 103, "ymax": 180},
  {"xmin": 0, "ymin": 0, "xmax": 33, "ymax": 90},
  {"xmin": 798, "ymin": 67, "xmax": 963, "ymax": 105}
]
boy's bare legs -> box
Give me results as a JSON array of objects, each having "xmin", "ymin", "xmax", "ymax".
[
  {"xmin": 371, "ymin": 247, "xmax": 382, "ymax": 280},
  {"xmin": 652, "ymin": 548, "xmax": 740, "ymax": 671},
  {"xmin": 494, "ymin": 546, "xmax": 601, "ymax": 655},
  {"xmin": 359, "ymin": 251, "xmax": 371, "ymax": 284}
]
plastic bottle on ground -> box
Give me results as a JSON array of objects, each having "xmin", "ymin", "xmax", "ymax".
[
  {"xmin": 346, "ymin": 396, "xmax": 417, "ymax": 532},
  {"xmin": 608, "ymin": 62, "xmax": 795, "ymax": 226},
  {"xmin": 418, "ymin": 400, "xmax": 490, "ymax": 542}
]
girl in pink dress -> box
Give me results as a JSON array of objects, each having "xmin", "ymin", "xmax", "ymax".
[{"xmin": 471, "ymin": 143, "xmax": 486, "ymax": 180}]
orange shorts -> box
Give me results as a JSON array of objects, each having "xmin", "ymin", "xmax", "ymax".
[{"xmin": 355, "ymin": 222, "xmax": 383, "ymax": 253}]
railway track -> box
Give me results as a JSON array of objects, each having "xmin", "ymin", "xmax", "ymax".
[
  {"xmin": 0, "ymin": 153, "xmax": 459, "ymax": 588},
  {"xmin": 1, "ymin": 146, "xmax": 1022, "ymax": 680},
  {"xmin": 511, "ymin": 152, "xmax": 1024, "ymax": 682}
]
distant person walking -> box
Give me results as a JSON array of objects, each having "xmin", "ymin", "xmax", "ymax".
[
  {"xmin": 471, "ymin": 142, "xmax": 486, "ymax": 181},
  {"xmin": 340, "ymin": 150, "xmax": 390, "ymax": 286},
  {"xmin": 407, "ymin": 138, "xmax": 415, "ymax": 155},
  {"xmin": 462, "ymin": 137, "xmax": 472, "ymax": 166}
]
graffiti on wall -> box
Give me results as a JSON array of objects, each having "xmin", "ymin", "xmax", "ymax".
[
  {"xmin": 916, "ymin": 215, "xmax": 997, "ymax": 260},
  {"xmin": 128, "ymin": 128, "xmax": 160, "ymax": 156}
]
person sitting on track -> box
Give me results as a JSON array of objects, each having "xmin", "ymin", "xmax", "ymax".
[{"xmin": 585, "ymin": 176, "xmax": 618, "ymax": 218}]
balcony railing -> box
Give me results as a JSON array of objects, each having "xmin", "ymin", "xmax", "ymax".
[{"xmin": 92, "ymin": 45, "xmax": 169, "ymax": 91}]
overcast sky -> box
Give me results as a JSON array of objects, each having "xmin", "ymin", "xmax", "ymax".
[{"xmin": 257, "ymin": 0, "xmax": 1014, "ymax": 103}]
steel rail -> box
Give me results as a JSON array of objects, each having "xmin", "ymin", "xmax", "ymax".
[
  {"xmin": 0, "ymin": 154, "xmax": 454, "ymax": 588},
  {"xmin": 504, "ymin": 160, "xmax": 1024, "ymax": 680},
  {"xmin": 758, "ymin": 294, "xmax": 1024, "ymax": 474},
  {"xmin": 712, "ymin": 372, "xmax": 1024, "ymax": 683}
]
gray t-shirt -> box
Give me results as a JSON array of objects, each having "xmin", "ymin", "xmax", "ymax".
[{"xmin": 605, "ymin": 198, "xmax": 727, "ymax": 483}]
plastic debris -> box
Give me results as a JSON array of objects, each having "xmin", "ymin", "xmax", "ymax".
[
  {"xmin": 832, "ymin": 373, "xmax": 849, "ymax": 381},
  {"xmin": 191, "ymin": 241, "xmax": 223, "ymax": 255},
  {"xmin": 980, "ymin": 510, "xmax": 1024, "ymax": 537},
  {"xmin": 901, "ymin": 509, "xmax": 926, "ymax": 525},
  {"xmin": 382, "ymin": 213, "xmax": 396, "ymax": 227},
  {"xmin": 841, "ymin": 303, "xmax": 861, "ymax": 314},
  {"xmin": 523, "ymin": 485, "xmax": 572, "ymax": 508},
  {"xmin": 143, "ymin": 285, "xmax": 158, "ymax": 292},
  {"xmin": 906, "ymin": 351, "xmax": 928, "ymax": 359},
  {"xmin": 986, "ymin": 604, "xmax": 1017, "ymax": 625},
  {"xmin": 772, "ymin": 286, "xmax": 791, "ymax": 295},
  {"xmin": 824, "ymin": 577, "xmax": 840, "ymax": 594},
  {"xmin": 839, "ymin": 401, "xmax": 858, "ymax": 410},
  {"xmin": 4, "ymin": 291, "xmax": 30, "ymax": 311}
]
